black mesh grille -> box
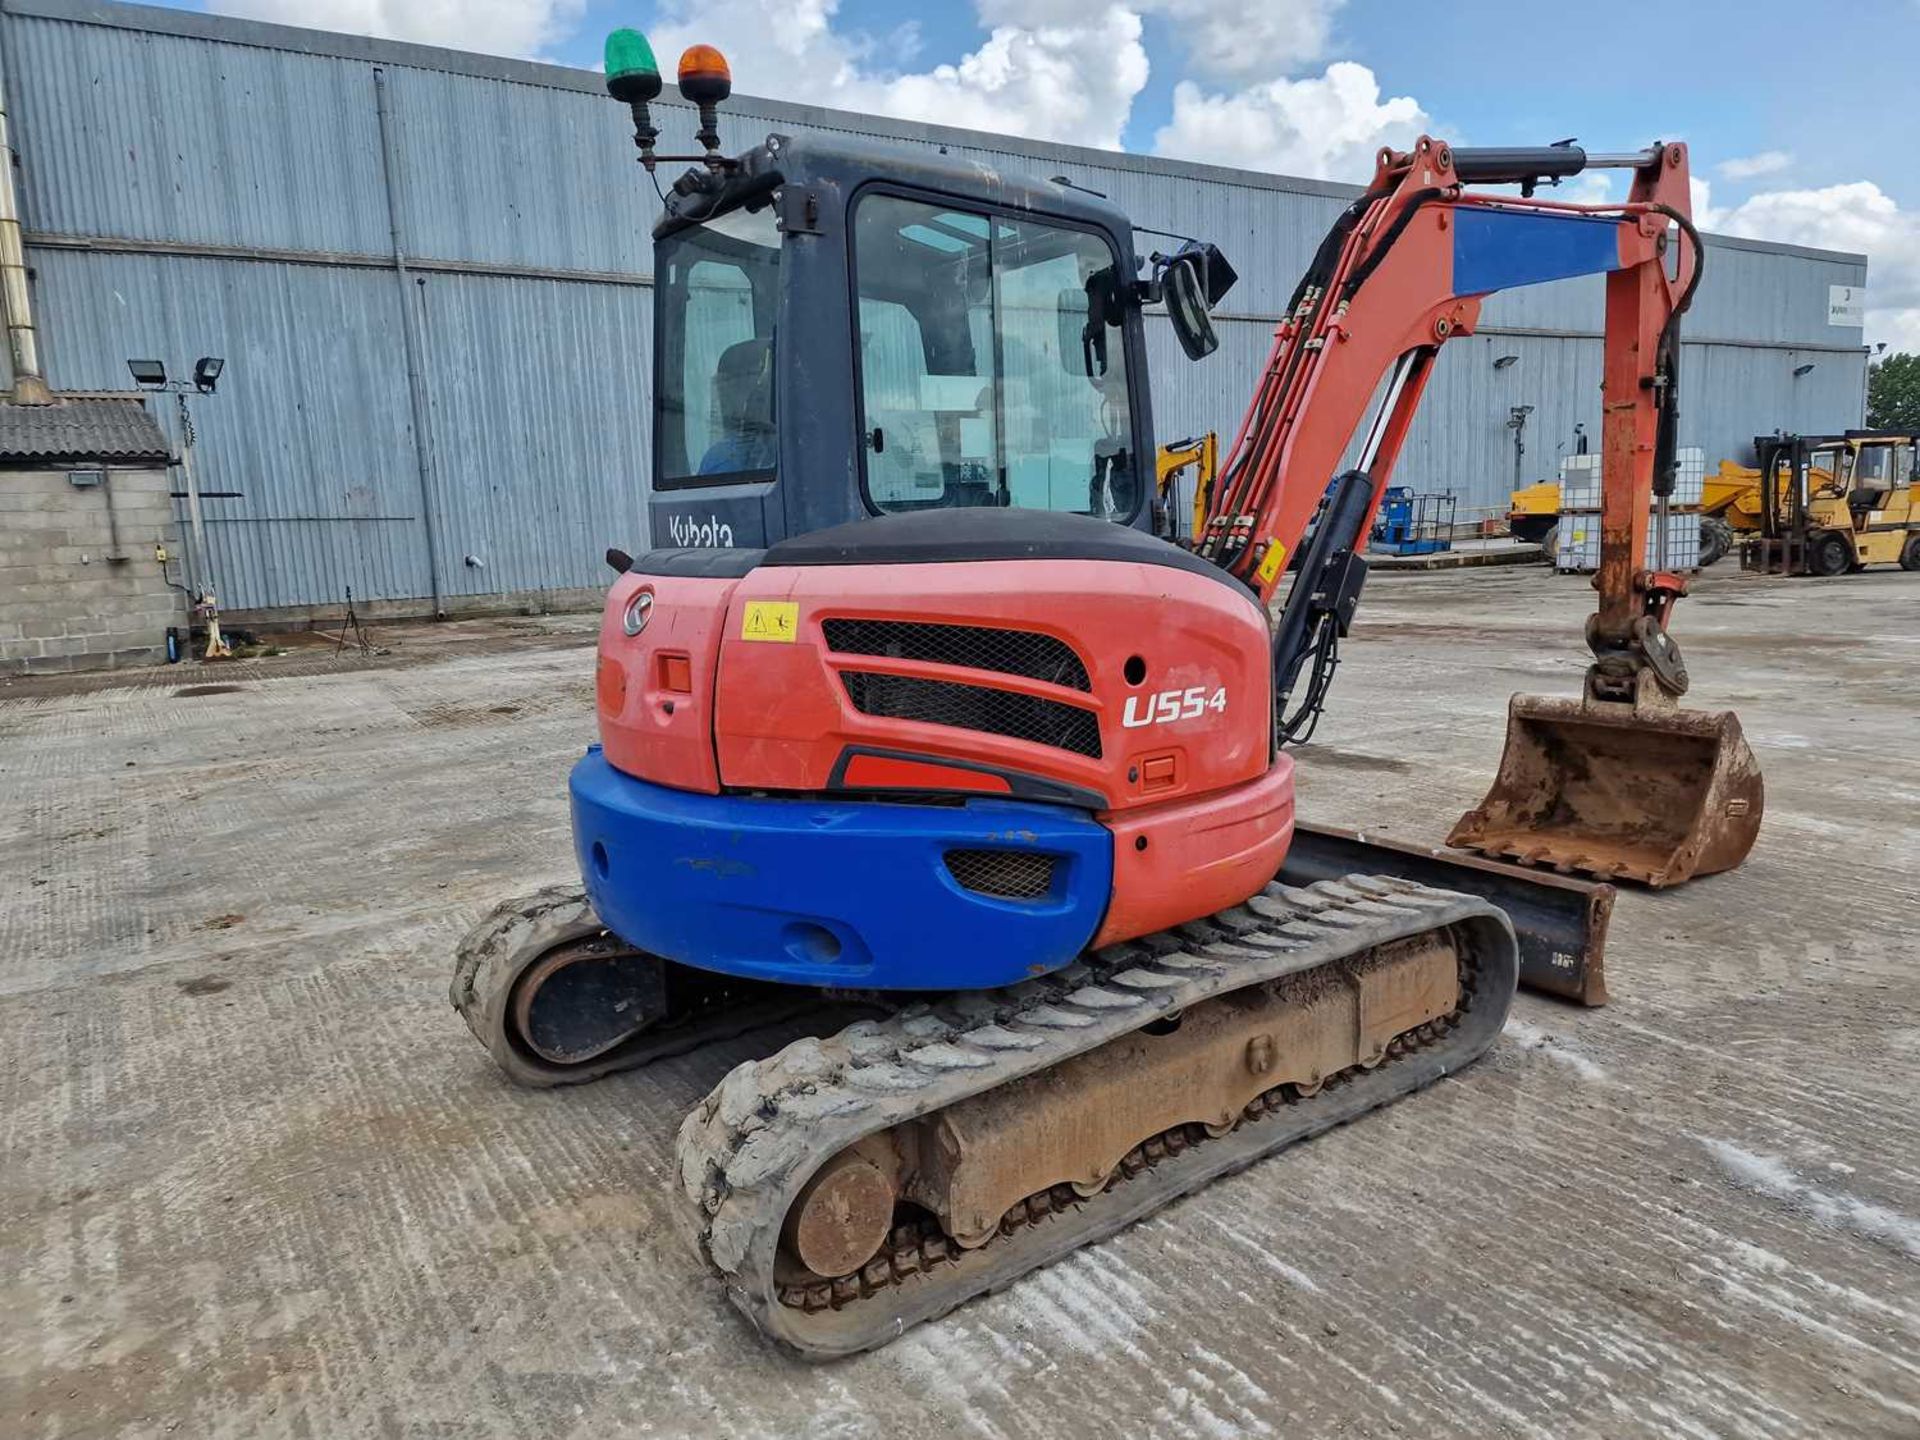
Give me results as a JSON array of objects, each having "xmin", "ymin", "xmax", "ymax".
[
  {"xmin": 822, "ymin": 619, "xmax": 1090, "ymax": 691},
  {"xmin": 839, "ymin": 672, "xmax": 1102, "ymax": 759},
  {"xmin": 945, "ymin": 849, "xmax": 1057, "ymax": 900}
]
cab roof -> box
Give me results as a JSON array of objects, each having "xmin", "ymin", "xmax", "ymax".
[{"xmin": 655, "ymin": 131, "xmax": 1139, "ymax": 257}]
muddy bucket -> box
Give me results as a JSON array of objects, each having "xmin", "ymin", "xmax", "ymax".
[{"xmin": 1446, "ymin": 694, "xmax": 1763, "ymax": 888}]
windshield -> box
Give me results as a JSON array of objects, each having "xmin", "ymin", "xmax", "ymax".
[
  {"xmin": 1852, "ymin": 442, "xmax": 1912, "ymax": 487},
  {"xmin": 655, "ymin": 205, "xmax": 781, "ymax": 487},
  {"xmin": 852, "ymin": 193, "xmax": 1137, "ymax": 517}
]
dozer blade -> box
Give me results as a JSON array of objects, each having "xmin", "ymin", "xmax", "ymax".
[
  {"xmin": 1281, "ymin": 820, "xmax": 1613, "ymax": 1005},
  {"xmin": 1447, "ymin": 693, "xmax": 1764, "ymax": 888}
]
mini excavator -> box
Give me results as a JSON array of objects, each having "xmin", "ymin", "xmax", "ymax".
[{"xmin": 452, "ymin": 30, "xmax": 1764, "ymax": 1357}]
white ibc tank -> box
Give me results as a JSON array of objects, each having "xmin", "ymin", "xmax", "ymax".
[{"xmin": 1555, "ymin": 512, "xmax": 1700, "ymax": 572}]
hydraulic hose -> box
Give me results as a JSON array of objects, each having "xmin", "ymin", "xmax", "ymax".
[{"xmin": 1646, "ymin": 202, "xmax": 1706, "ymax": 508}]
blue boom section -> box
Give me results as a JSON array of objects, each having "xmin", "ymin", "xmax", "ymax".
[
  {"xmin": 1452, "ymin": 207, "xmax": 1623, "ymax": 297},
  {"xmin": 570, "ymin": 747, "xmax": 1113, "ymax": 990}
]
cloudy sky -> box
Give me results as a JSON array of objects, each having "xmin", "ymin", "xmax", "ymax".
[{"xmin": 168, "ymin": 0, "xmax": 1919, "ymax": 351}]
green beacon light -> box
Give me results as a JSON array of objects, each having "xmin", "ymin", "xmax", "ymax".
[
  {"xmin": 604, "ymin": 28, "xmax": 661, "ymax": 103},
  {"xmin": 605, "ymin": 28, "xmax": 663, "ymax": 168}
]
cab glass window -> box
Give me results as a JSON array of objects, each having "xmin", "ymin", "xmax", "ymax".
[
  {"xmin": 656, "ymin": 204, "xmax": 780, "ymax": 487},
  {"xmin": 852, "ymin": 194, "xmax": 1137, "ymax": 517},
  {"xmin": 1852, "ymin": 443, "xmax": 1910, "ymax": 487}
]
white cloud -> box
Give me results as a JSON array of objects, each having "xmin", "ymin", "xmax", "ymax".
[
  {"xmin": 1710, "ymin": 181, "xmax": 1920, "ymax": 352},
  {"xmin": 1690, "ymin": 175, "xmax": 1722, "ymax": 229},
  {"xmin": 1153, "ymin": 0, "xmax": 1343, "ymax": 81},
  {"xmin": 976, "ymin": 0, "xmax": 1344, "ymax": 80},
  {"xmin": 205, "ymin": 0, "xmax": 583, "ymax": 58},
  {"xmin": 859, "ymin": 10, "xmax": 1150, "ymax": 150},
  {"xmin": 1152, "ymin": 60, "xmax": 1426, "ymax": 183},
  {"xmin": 1557, "ymin": 170, "xmax": 1618, "ymax": 206},
  {"xmin": 648, "ymin": 0, "xmax": 1148, "ymax": 150},
  {"xmin": 209, "ymin": 0, "xmax": 1412, "ymax": 186},
  {"xmin": 1718, "ymin": 149, "xmax": 1792, "ymax": 181},
  {"xmin": 647, "ymin": 0, "xmax": 1372, "ymax": 159}
]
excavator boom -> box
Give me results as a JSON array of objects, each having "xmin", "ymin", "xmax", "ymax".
[{"xmin": 1193, "ymin": 136, "xmax": 1762, "ymax": 884}]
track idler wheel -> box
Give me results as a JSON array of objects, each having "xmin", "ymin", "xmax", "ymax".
[
  {"xmin": 450, "ymin": 884, "xmax": 668, "ymax": 1088},
  {"xmin": 511, "ymin": 936, "xmax": 667, "ymax": 1067},
  {"xmin": 783, "ymin": 1151, "xmax": 899, "ymax": 1279}
]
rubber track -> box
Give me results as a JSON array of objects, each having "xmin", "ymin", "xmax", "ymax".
[
  {"xmin": 449, "ymin": 883, "xmax": 819, "ymax": 1088},
  {"xmin": 674, "ymin": 874, "xmax": 1520, "ymax": 1358}
]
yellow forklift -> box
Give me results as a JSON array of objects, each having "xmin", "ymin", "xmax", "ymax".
[{"xmin": 1741, "ymin": 431, "xmax": 1920, "ymax": 576}]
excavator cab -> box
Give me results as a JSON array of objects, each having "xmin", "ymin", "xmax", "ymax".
[{"xmin": 643, "ymin": 132, "xmax": 1223, "ymax": 553}]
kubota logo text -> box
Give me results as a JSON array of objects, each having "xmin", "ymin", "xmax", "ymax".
[
  {"xmin": 667, "ymin": 514, "xmax": 735, "ymax": 547},
  {"xmin": 1122, "ymin": 687, "xmax": 1227, "ymax": 728}
]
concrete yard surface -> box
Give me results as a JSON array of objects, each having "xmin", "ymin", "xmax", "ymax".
[{"xmin": 1, "ymin": 566, "xmax": 1916, "ymax": 1438}]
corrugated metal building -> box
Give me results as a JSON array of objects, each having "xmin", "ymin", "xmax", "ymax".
[{"xmin": 0, "ymin": 0, "xmax": 1872, "ymax": 617}]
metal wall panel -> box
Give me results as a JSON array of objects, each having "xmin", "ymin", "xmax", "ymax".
[
  {"xmin": 1474, "ymin": 240, "xmax": 1868, "ymax": 346},
  {"xmin": 29, "ymin": 247, "xmax": 430, "ymax": 609},
  {"xmin": 416, "ymin": 271, "xmax": 652, "ymax": 597},
  {"xmin": 2, "ymin": 0, "xmax": 1873, "ymax": 613},
  {"xmin": 1683, "ymin": 239, "xmax": 1867, "ymax": 346},
  {"xmin": 382, "ymin": 65, "xmax": 656, "ymax": 275},
  {"xmin": 4, "ymin": 11, "xmax": 391, "ymax": 255}
]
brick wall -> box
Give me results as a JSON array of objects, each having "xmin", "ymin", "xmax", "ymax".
[{"xmin": 0, "ymin": 465, "xmax": 189, "ymax": 675}]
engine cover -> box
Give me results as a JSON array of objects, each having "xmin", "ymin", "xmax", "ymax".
[{"xmin": 591, "ymin": 520, "xmax": 1293, "ymax": 953}]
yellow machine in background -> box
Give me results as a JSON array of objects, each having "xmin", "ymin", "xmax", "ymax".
[
  {"xmin": 1155, "ymin": 432, "xmax": 1217, "ymax": 540},
  {"xmin": 1508, "ymin": 433, "xmax": 1920, "ymax": 571},
  {"xmin": 1742, "ymin": 431, "xmax": 1920, "ymax": 576},
  {"xmin": 1509, "ymin": 468, "xmax": 1745, "ymax": 565}
]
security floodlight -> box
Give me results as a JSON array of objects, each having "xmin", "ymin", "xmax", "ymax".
[
  {"xmin": 1792, "ymin": 363, "xmax": 1816, "ymax": 378},
  {"xmin": 128, "ymin": 359, "xmax": 167, "ymax": 389},
  {"xmin": 1492, "ymin": 354, "xmax": 1520, "ymax": 369},
  {"xmin": 193, "ymin": 356, "xmax": 225, "ymax": 393}
]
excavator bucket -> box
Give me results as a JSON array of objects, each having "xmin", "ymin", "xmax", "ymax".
[{"xmin": 1447, "ymin": 693, "xmax": 1764, "ymax": 888}]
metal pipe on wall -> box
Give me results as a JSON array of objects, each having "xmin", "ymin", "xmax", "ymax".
[
  {"xmin": 0, "ymin": 13, "xmax": 52, "ymax": 404},
  {"xmin": 373, "ymin": 65, "xmax": 447, "ymax": 617}
]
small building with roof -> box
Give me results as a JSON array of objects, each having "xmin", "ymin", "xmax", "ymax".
[{"xmin": 1, "ymin": 393, "xmax": 187, "ymax": 675}]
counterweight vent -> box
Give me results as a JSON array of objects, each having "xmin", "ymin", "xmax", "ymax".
[
  {"xmin": 839, "ymin": 672, "xmax": 1102, "ymax": 759},
  {"xmin": 944, "ymin": 849, "xmax": 1058, "ymax": 900},
  {"xmin": 823, "ymin": 619, "xmax": 1091, "ymax": 691}
]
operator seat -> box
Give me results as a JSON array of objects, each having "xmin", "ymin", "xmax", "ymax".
[{"xmin": 699, "ymin": 337, "xmax": 775, "ymax": 475}]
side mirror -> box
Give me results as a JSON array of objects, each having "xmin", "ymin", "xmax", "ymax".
[{"xmin": 1164, "ymin": 256, "xmax": 1218, "ymax": 361}]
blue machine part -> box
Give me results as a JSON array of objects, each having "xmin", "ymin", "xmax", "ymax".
[
  {"xmin": 570, "ymin": 747, "xmax": 1114, "ymax": 990},
  {"xmin": 1451, "ymin": 207, "xmax": 1622, "ymax": 297},
  {"xmin": 1369, "ymin": 485, "xmax": 1453, "ymax": 556}
]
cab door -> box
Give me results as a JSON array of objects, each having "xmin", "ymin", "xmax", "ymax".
[{"xmin": 847, "ymin": 191, "xmax": 1149, "ymax": 525}]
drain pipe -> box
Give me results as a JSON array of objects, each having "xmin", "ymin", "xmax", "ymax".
[
  {"xmin": 373, "ymin": 67, "xmax": 446, "ymax": 618},
  {"xmin": 0, "ymin": 21, "xmax": 51, "ymax": 405}
]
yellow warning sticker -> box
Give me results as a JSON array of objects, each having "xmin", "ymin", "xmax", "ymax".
[
  {"xmin": 1255, "ymin": 542, "xmax": 1287, "ymax": 585},
  {"xmin": 740, "ymin": 600, "xmax": 800, "ymax": 643}
]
